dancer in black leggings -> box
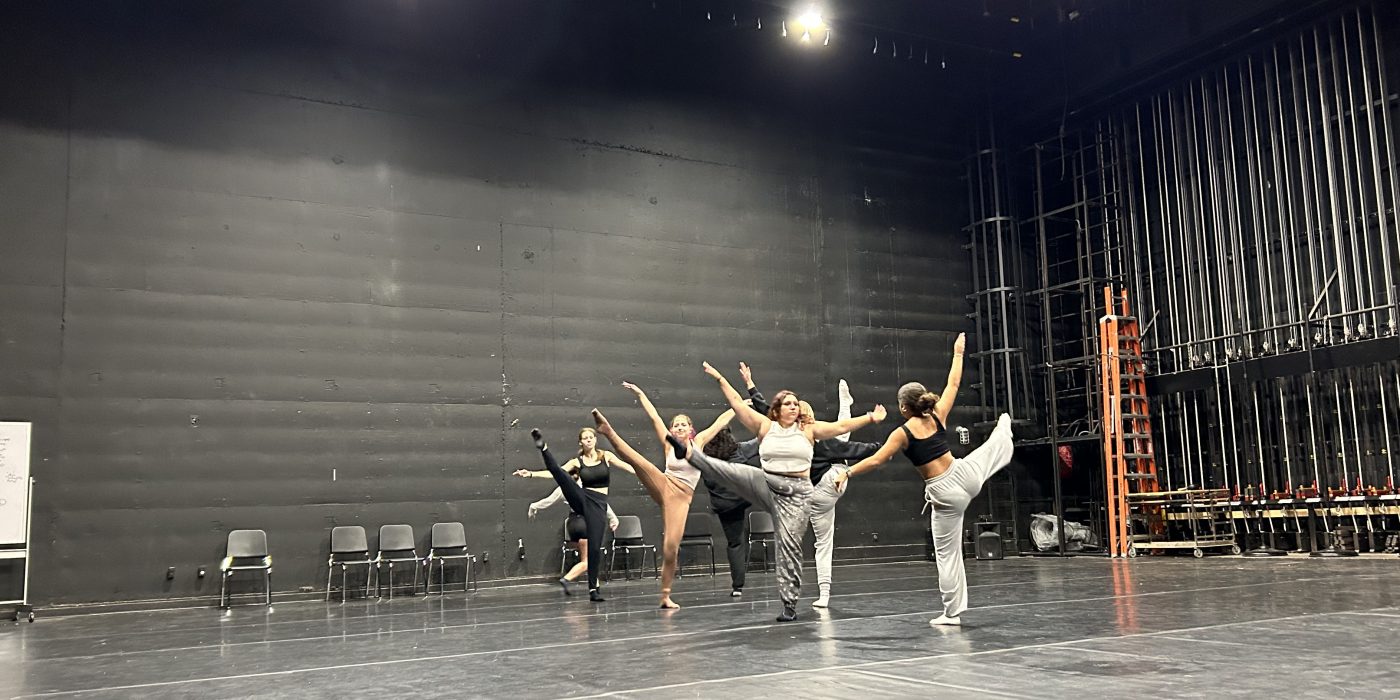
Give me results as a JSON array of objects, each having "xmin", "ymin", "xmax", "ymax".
[
  {"xmin": 525, "ymin": 428, "xmax": 620, "ymax": 602},
  {"xmin": 699, "ymin": 425, "xmax": 753, "ymax": 596}
]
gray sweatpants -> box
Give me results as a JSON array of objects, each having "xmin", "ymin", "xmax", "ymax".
[
  {"xmin": 767, "ymin": 474, "xmax": 813, "ymax": 607},
  {"xmin": 809, "ymin": 467, "xmax": 846, "ymax": 592},
  {"xmin": 686, "ymin": 451, "xmax": 775, "ymax": 513},
  {"xmin": 687, "ymin": 450, "xmax": 813, "ymax": 606},
  {"xmin": 925, "ymin": 415, "xmax": 1015, "ymax": 618}
]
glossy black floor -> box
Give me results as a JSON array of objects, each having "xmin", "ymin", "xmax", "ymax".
[{"xmin": 3, "ymin": 556, "xmax": 1398, "ymax": 698}]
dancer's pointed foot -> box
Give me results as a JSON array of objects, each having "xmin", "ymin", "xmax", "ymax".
[
  {"xmin": 664, "ymin": 433, "xmax": 688, "ymax": 460},
  {"xmin": 998, "ymin": 413, "xmax": 1012, "ymax": 434},
  {"xmin": 812, "ymin": 595, "xmax": 830, "ymax": 608},
  {"xmin": 838, "ymin": 379, "xmax": 853, "ymax": 409},
  {"xmin": 558, "ymin": 577, "xmax": 573, "ymax": 595},
  {"xmin": 929, "ymin": 614, "xmax": 962, "ymax": 627},
  {"xmin": 591, "ymin": 409, "xmax": 614, "ymax": 437},
  {"xmin": 659, "ymin": 596, "xmax": 681, "ymax": 609},
  {"xmin": 530, "ymin": 429, "xmax": 547, "ymax": 451}
]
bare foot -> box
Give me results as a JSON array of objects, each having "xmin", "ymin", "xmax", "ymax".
[
  {"xmin": 591, "ymin": 408, "xmax": 615, "ymax": 437},
  {"xmin": 659, "ymin": 596, "xmax": 681, "ymax": 609}
]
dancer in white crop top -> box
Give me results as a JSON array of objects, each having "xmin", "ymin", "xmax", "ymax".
[
  {"xmin": 693, "ymin": 361, "xmax": 885, "ymax": 622},
  {"xmin": 594, "ymin": 381, "xmax": 726, "ymax": 609}
]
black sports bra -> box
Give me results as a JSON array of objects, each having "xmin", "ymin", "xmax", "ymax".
[
  {"xmin": 900, "ymin": 415, "xmax": 950, "ymax": 466},
  {"xmin": 578, "ymin": 459, "xmax": 610, "ymax": 489}
]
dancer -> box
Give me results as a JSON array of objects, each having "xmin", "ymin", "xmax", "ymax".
[
  {"xmin": 833, "ymin": 333, "xmax": 1015, "ymax": 626},
  {"xmin": 516, "ymin": 427, "xmax": 633, "ymax": 602},
  {"xmin": 682, "ymin": 362, "xmax": 884, "ymax": 621},
  {"xmin": 739, "ymin": 367, "xmax": 882, "ymax": 608},
  {"xmin": 600, "ymin": 382, "xmax": 726, "ymax": 608},
  {"xmin": 697, "ymin": 425, "xmax": 753, "ymax": 596}
]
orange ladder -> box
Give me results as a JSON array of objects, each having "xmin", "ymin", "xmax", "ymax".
[{"xmin": 1099, "ymin": 286, "xmax": 1160, "ymax": 558}]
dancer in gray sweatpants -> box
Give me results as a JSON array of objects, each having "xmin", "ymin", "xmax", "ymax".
[
  {"xmin": 692, "ymin": 361, "xmax": 885, "ymax": 622},
  {"xmin": 835, "ymin": 333, "xmax": 1016, "ymax": 627}
]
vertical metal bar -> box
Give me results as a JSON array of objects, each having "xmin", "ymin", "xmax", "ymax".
[
  {"xmin": 1193, "ymin": 392, "xmax": 1208, "ymax": 488},
  {"xmin": 1315, "ymin": 24, "xmax": 1353, "ymax": 338},
  {"xmin": 1269, "ymin": 44, "xmax": 1303, "ymax": 351},
  {"xmin": 1305, "ymin": 372, "xmax": 1323, "ymax": 492},
  {"xmin": 1133, "ymin": 103, "xmax": 1163, "ymax": 355},
  {"xmin": 1293, "ymin": 37, "xmax": 1326, "ymax": 347},
  {"xmin": 1339, "ymin": 16, "xmax": 1379, "ymax": 337},
  {"xmin": 1368, "ymin": 6, "xmax": 1400, "ymax": 335},
  {"xmin": 1382, "ymin": 364, "xmax": 1397, "ymax": 491},
  {"xmin": 1155, "ymin": 94, "xmax": 1183, "ymax": 369},
  {"xmin": 1246, "ymin": 56, "xmax": 1280, "ymax": 354},
  {"xmin": 1280, "ymin": 381, "xmax": 1295, "ymax": 492},
  {"xmin": 1333, "ymin": 374, "xmax": 1349, "ymax": 492},
  {"xmin": 1186, "ymin": 81, "xmax": 1212, "ymax": 363},
  {"xmin": 1332, "ymin": 19, "xmax": 1369, "ymax": 337},
  {"xmin": 1347, "ymin": 368, "xmax": 1364, "ymax": 491},
  {"xmin": 1218, "ymin": 63, "xmax": 1251, "ymax": 360},
  {"xmin": 1355, "ymin": 7, "xmax": 1397, "ymax": 334},
  {"xmin": 1252, "ymin": 382, "xmax": 1268, "ymax": 493}
]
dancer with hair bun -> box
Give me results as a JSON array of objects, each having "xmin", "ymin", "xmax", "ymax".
[{"xmin": 834, "ymin": 333, "xmax": 1015, "ymax": 627}]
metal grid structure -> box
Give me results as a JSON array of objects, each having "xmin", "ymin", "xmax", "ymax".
[{"xmin": 969, "ymin": 4, "xmax": 1400, "ymax": 554}]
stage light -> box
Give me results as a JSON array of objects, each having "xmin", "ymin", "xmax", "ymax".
[{"xmin": 788, "ymin": 5, "xmax": 827, "ymax": 46}]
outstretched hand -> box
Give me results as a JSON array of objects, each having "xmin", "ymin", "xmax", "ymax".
[
  {"xmin": 871, "ymin": 404, "xmax": 888, "ymax": 422},
  {"xmin": 621, "ymin": 381, "xmax": 644, "ymax": 395},
  {"xmin": 701, "ymin": 361, "xmax": 722, "ymax": 380},
  {"xmin": 953, "ymin": 332, "xmax": 966, "ymax": 355},
  {"xmin": 738, "ymin": 361, "xmax": 753, "ymax": 387},
  {"xmin": 512, "ymin": 469, "xmax": 531, "ymax": 478}
]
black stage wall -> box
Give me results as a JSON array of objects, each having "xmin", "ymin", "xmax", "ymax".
[{"xmin": 0, "ymin": 1, "xmax": 983, "ymax": 604}]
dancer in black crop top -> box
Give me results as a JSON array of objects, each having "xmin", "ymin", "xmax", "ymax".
[
  {"xmin": 899, "ymin": 415, "xmax": 951, "ymax": 466},
  {"xmin": 516, "ymin": 426, "xmax": 633, "ymax": 601},
  {"xmin": 834, "ymin": 333, "xmax": 1017, "ymax": 628}
]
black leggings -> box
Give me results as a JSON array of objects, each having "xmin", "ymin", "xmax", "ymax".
[{"xmin": 540, "ymin": 447, "xmax": 609, "ymax": 590}]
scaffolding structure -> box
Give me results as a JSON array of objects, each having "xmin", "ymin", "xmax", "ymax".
[{"xmin": 970, "ymin": 5, "xmax": 1400, "ymax": 556}]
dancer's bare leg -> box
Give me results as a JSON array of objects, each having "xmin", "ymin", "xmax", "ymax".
[{"xmin": 593, "ymin": 408, "xmax": 688, "ymax": 609}]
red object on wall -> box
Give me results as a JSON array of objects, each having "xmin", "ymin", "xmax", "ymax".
[{"xmin": 1057, "ymin": 445, "xmax": 1073, "ymax": 478}]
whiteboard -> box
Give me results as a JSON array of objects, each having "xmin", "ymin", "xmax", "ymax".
[{"xmin": 0, "ymin": 422, "xmax": 32, "ymax": 545}]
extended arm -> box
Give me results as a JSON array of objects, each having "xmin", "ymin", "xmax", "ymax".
[
  {"xmin": 831, "ymin": 429, "xmax": 908, "ymax": 488},
  {"xmin": 820, "ymin": 438, "xmax": 884, "ymax": 462},
  {"xmin": 693, "ymin": 408, "xmax": 736, "ymax": 449},
  {"xmin": 603, "ymin": 450, "xmax": 636, "ymax": 475},
  {"xmin": 934, "ymin": 333, "xmax": 966, "ymax": 423},
  {"xmin": 703, "ymin": 361, "xmax": 769, "ymax": 436},
  {"xmin": 527, "ymin": 486, "xmax": 566, "ymax": 518},
  {"xmin": 811, "ymin": 404, "xmax": 887, "ymax": 441},
  {"xmin": 513, "ymin": 457, "xmax": 578, "ymax": 480},
  {"xmin": 739, "ymin": 362, "xmax": 771, "ymax": 414},
  {"xmin": 622, "ymin": 381, "xmax": 671, "ymax": 444}
]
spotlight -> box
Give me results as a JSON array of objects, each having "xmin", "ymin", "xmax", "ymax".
[{"xmin": 788, "ymin": 5, "xmax": 827, "ymax": 46}]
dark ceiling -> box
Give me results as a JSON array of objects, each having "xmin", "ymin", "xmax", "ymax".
[{"xmin": 3, "ymin": 0, "xmax": 1348, "ymax": 152}]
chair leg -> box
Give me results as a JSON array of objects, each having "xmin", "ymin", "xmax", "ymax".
[
  {"xmin": 220, "ymin": 572, "xmax": 228, "ymax": 609},
  {"xmin": 265, "ymin": 570, "xmax": 272, "ymax": 606},
  {"xmin": 342, "ymin": 566, "xmax": 349, "ymax": 603},
  {"xmin": 709, "ymin": 544, "xmax": 715, "ymax": 577},
  {"xmin": 326, "ymin": 565, "xmax": 333, "ymax": 602}
]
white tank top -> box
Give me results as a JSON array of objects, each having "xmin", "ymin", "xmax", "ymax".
[
  {"xmin": 664, "ymin": 444, "xmax": 701, "ymax": 490},
  {"xmin": 760, "ymin": 421, "xmax": 813, "ymax": 474}
]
